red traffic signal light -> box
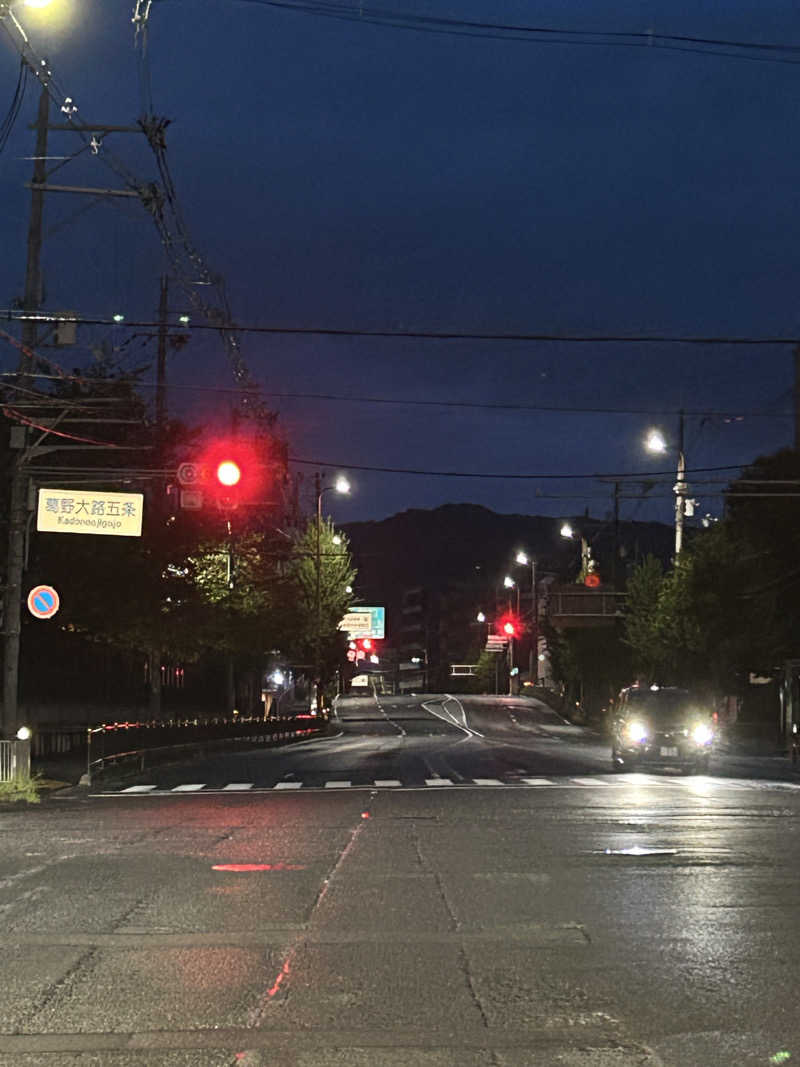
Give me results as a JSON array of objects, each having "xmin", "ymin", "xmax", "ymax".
[
  {"xmin": 360, "ymin": 637, "xmax": 373, "ymax": 651},
  {"xmin": 497, "ymin": 613, "xmax": 521, "ymax": 639},
  {"xmin": 216, "ymin": 460, "xmax": 242, "ymax": 488}
]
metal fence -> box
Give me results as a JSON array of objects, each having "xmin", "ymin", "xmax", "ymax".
[
  {"xmin": 0, "ymin": 739, "xmax": 30, "ymax": 783},
  {"xmin": 0, "ymin": 741, "xmax": 11, "ymax": 782}
]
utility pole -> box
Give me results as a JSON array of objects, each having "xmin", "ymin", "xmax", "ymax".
[
  {"xmin": 146, "ymin": 274, "xmax": 170, "ymax": 720},
  {"xmin": 675, "ymin": 409, "xmax": 686, "ymax": 556},
  {"xmin": 2, "ymin": 85, "xmax": 48, "ymax": 739},
  {"xmin": 155, "ymin": 274, "xmax": 168, "ymax": 450},
  {"xmin": 794, "ymin": 346, "xmax": 800, "ymax": 451}
]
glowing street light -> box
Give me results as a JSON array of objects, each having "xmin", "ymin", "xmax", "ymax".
[
  {"xmin": 644, "ymin": 415, "xmax": 688, "ymax": 556},
  {"xmin": 314, "ymin": 473, "xmax": 352, "ymax": 711}
]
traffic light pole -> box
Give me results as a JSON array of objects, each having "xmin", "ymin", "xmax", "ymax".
[
  {"xmin": 314, "ymin": 473, "xmax": 322, "ymax": 713},
  {"xmin": 2, "ymin": 84, "xmax": 48, "ymax": 739}
]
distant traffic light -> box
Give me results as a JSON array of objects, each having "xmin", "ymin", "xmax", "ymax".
[{"xmin": 497, "ymin": 613, "xmax": 522, "ymax": 639}]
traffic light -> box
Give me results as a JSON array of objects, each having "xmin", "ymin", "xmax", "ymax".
[
  {"xmin": 176, "ymin": 437, "xmax": 265, "ymax": 512},
  {"xmin": 497, "ymin": 613, "xmax": 521, "ymax": 639}
]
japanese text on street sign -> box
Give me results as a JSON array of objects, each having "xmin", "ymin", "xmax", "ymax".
[
  {"xmin": 338, "ymin": 606, "xmax": 386, "ymax": 640},
  {"xmin": 37, "ymin": 489, "xmax": 143, "ymax": 537}
]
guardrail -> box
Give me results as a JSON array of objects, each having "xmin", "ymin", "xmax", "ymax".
[
  {"xmin": 81, "ymin": 715, "xmax": 325, "ymax": 784},
  {"xmin": 22, "ymin": 712, "xmax": 325, "ymax": 785}
]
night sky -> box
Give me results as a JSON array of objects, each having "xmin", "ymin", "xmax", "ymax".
[{"xmin": 1, "ymin": 0, "xmax": 797, "ymax": 529}]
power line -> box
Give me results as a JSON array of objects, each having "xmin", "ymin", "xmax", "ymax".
[
  {"xmin": 237, "ymin": 0, "xmax": 800, "ymax": 66},
  {"xmin": 288, "ymin": 456, "xmax": 750, "ymax": 480},
  {"xmin": 4, "ymin": 313, "xmax": 800, "ymax": 346},
  {"xmin": 0, "ymin": 371, "xmax": 788, "ymax": 420}
]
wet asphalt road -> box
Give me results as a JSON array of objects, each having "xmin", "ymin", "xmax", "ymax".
[{"xmin": 1, "ymin": 693, "xmax": 799, "ymax": 1065}]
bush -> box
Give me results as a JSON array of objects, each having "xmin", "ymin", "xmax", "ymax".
[{"xmin": 0, "ymin": 775, "xmax": 41, "ymax": 804}]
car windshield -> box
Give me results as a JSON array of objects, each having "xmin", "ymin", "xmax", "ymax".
[{"xmin": 626, "ymin": 691, "xmax": 696, "ymax": 717}]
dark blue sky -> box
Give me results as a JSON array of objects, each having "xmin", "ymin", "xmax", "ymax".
[{"xmin": 1, "ymin": 0, "xmax": 797, "ymax": 527}]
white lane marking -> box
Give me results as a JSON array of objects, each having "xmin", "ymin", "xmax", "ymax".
[
  {"xmin": 324, "ymin": 780, "xmax": 352, "ymax": 788},
  {"xmin": 222, "ymin": 783, "xmax": 254, "ymax": 791},
  {"xmin": 422, "ymin": 696, "xmax": 482, "ymax": 739},
  {"xmin": 521, "ymin": 778, "xmax": 554, "ymax": 786},
  {"xmin": 473, "ymin": 778, "xmax": 503, "ymax": 785},
  {"xmin": 273, "ymin": 782, "xmax": 302, "ymax": 790},
  {"xmin": 571, "ymin": 777, "xmax": 610, "ymax": 786},
  {"xmin": 374, "ymin": 779, "xmax": 402, "ymax": 787},
  {"xmin": 121, "ymin": 784, "xmax": 157, "ymax": 793},
  {"xmin": 171, "ymin": 783, "xmax": 205, "ymax": 792},
  {"xmin": 425, "ymin": 777, "xmax": 454, "ymax": 786}
]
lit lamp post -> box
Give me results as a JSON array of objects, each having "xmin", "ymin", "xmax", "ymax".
[
  {"xmin": 645, "ymin": 414, "xmax": 688, "ymax": 556},
  {"xmin": 560, "ymin": 522, "xmax": 592, "ymax": 578},
  {"xmin": 502, "ymin": 574, "xmax": 519, "ymax": 614},
  {"xmin": 314, "ymin": 473, "xmax": 351, "ymax": 712},
  {"xmin": 514, "ymin": 550, "xmax": 537, "ymax": 683}
]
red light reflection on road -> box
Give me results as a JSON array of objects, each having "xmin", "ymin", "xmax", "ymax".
[
  {"xmin": 211, "ymin": 863, "xmax": 305, "ymax": 872},
  {"xmin": 267, "ymin": 954, "xmax": 293, "ymax": 998}
]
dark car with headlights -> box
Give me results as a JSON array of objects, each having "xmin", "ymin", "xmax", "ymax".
[{"xmin": 611, "ymin": 686, "xmax": 715, "ymax": 773}]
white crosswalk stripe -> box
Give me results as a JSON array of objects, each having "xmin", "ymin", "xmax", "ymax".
[{"xmin": 101, "ymin": 775, "xmax": 800, "ymax": 795}]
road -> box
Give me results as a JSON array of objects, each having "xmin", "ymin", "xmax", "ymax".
[{"xmin": 1, "ymin": 693, "xmax": 799, "ymax": 1065}]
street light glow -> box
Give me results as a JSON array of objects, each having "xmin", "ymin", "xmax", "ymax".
[
  {"xmin": 476, "ymin": 611, "xmax": 486, "ymax": 623},
  {"xmin": 503, "ymin": 575, "xmax": 515, "ymax": 588},
  {"xmin": 334, "ymin": 476, "xmax": 351, "ymax": 494},
  {"xmin": 515, "ymin": 551, "xmax": 529, "ymax": 565},
  {"xmin": 645, "ymin": 428, "xmax": 668, "ymax": 454},
  {"xmin": 24, "ymin": 0, "xmax": 55, "ymax": 7},
  {"xmin": 560, "ymin": 522, "xmax": 574, "ymax": 540}
]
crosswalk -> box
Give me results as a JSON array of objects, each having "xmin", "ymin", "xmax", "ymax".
[{"xmin": 104, "ymin": 774, "xmax": 800, "ymax": 796}]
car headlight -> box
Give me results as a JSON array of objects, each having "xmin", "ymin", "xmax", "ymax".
[
  {"xmin": 625, "ymin": 720, "xmax": 648, "ymax": 743},
  {"xmin": 691, "ymin": 722, "xmax": 713, "ymax": 745}
]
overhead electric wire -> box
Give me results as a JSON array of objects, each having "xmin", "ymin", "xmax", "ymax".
[
  {"xmin": 238, "ymin": 0, "xmax": 800, "ymax": 65},
  {"xmin": 0, "ymin": 370, "xmax": 788, "ymax": 421},
  {"xmin": 0, "ymin": 56, "xmax": 27, "ymax": 156},
  {"xmin": 288, "ymin": 456, "xmax": 750, "ymax": 480},
  {"xmin": 5, "ymin": 312, "xmax": 800, "ymax": 346}
]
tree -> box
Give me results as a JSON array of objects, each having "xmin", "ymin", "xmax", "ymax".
[
  {"xmin": 279, "ymin": 519, "xmax": 356, "ymax": 696},
  {"xmin": 623, "ymin": 554, "xmax": 666, "ymax": 682}
]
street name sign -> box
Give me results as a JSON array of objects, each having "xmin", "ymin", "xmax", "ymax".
[
  {"xmin": 37, "ymin": 489, "xmax": 143, "ymax": 537},
  {"xmin": 27, "ymin": 585, "xmax": 60, "ymax": 619}
]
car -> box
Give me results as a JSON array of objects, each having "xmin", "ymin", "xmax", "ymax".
[{"xmin": 611, "ymin": 685, "xmax": 715, "ymax": 773}]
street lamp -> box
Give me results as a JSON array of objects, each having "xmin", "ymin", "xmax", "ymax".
[
  {"xmin": 514, "ymin": 550, "xmax": 538, "ymax": 683},
  {"xmin": 502, "ymin": 574, "xmax": 520, "ymax": 614},
  {"xmin": 560, "ymin": 523, "xmax": 592, "ymax": 577},
  {"xmin": 314, "ymin": 473, "xmax": 351, "ymax": 712},
  {"xmin": 644, "ymin": 413, "xmax": 689, "ymax": 556}
]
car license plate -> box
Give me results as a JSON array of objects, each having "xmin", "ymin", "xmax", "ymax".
[{"xmin": 660, "ymin": 746, "xmax": 678, "ymax": 757}]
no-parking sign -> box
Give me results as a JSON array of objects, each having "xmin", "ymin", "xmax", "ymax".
[{"xmin": 27, "ymin": 585, "xmax": 60, "ymax": 619}]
